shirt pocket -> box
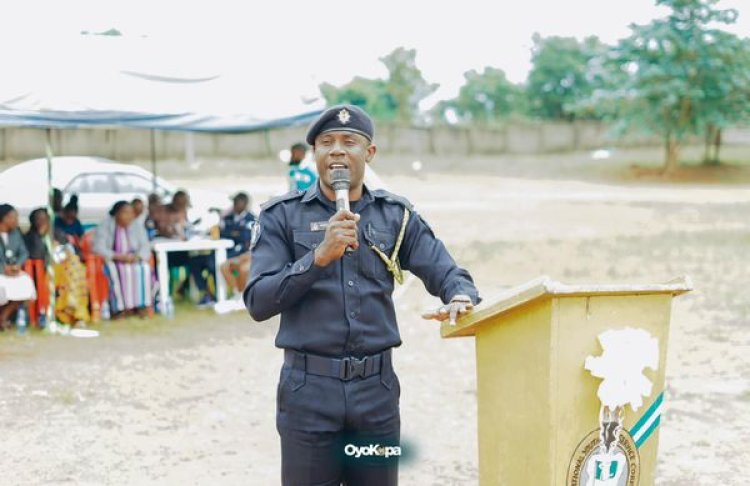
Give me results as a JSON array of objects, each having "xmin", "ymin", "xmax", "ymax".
[
  {"xmin": 361, "ymin": 225, "xmax": 396, "ymax": 281},
  {"xmin": 292, "ymin": 230, "xmax": 324, "ymax": 260},
  {"xmin": 291, "ymin": 229, "xmax": 333, "ymax": 277}
]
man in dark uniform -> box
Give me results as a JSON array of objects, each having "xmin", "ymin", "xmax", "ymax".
[
  {"xmin": 244, "ymin": 104, "xmax": 480, "ymax": 485},
  {"xmin": 219, "ymin": 192, "xmax": 256, "ymax": 298}
]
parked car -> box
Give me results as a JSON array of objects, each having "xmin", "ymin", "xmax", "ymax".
[{"xmin": 0, "ymin": 156, "xmax": 229, "ymax": 231}]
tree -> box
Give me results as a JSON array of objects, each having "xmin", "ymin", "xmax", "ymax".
[
  {"xmin": 526, "ymin": 34, "xmax": 609, "ymax": 120},
  {"xmin": 379, "ymin": 47, "xmax": 439, "ymax": 123},
  {"xmin": 597, "ymin": 0, "xmax": 750, "ymax": 171},
  {"xmin": 319, "ymin": 77, "xmax": 398, "ymax": 121},
  {"xmin": 434, "ymin": 67, "xmax": 525, "ymax": 124},
  {"xmin": 319, "ymin": 47, "xmax": 438, "ymax": 123},
  {"xmin": 696, "ymin": 34, "xmax": 750, "ymax": 164}
]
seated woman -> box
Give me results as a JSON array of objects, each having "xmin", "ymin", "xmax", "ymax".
[
  {"xmin": 93, "ymin": 201, "xmax": 153, "ymax": 319},
  {"xmin": 0, "ymin": 204, "xmax": 36, "ymax": 330},
  {"xmin": 54, "ymin": 195, "xmax": 85, "ymax": 252},
  {"xmin": 25, "ymin": 208, "xmax": 90, "ymax": 326}
]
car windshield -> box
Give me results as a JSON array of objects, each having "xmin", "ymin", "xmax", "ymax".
[
  {"xmin": 114, "ymin": 173, "xmax": 171, "ymax": 197},
  {"xmin": 66, "ymin": 173, "xmax": 117, "ymax": 193}
]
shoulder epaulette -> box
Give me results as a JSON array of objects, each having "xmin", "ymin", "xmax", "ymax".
[
  {"xmin": 260, "ymin": 190, "xmax": 305, "ymax": 211},
  {"xmin": 371, "ymin": 189, "xmax": 414, "ymax": 210}
]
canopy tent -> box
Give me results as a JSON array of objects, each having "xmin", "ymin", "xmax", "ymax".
[
  {"xmin": 1, "ymin": 32, "xmax": 324, "ymax": 127},
  {"xmin": 0, "ymin": 109, "xmax": 321, "ymax": 133},
  {"xmin": 0, "ymin": 34, "xmax": 325, "ymax": 191},
  {"xmin": 0, "ymin": 31, "xmax": 327, "ymax": 178},
  {"xmin": 0, "ymin": 33, "xmax": 326, "ymax": 330}
]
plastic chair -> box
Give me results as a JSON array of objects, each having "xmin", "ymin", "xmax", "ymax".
[{"xmin": 22, "ymin": 259, "xmax": 50, "ymax": 327}]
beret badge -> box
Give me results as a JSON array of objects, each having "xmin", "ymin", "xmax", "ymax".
[{"xmin": 337, "ymin": 109, "xmax": 351, "ymax": 125}]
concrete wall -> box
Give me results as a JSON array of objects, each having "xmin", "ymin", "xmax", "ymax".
[{"xmin": 0, "ymin": 121, "xmax": 747, "ymax": 163}]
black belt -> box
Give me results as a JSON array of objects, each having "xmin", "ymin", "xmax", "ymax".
[{"xmin": 284, "ymin": 349, "xmax": 391, "ymax": 381}]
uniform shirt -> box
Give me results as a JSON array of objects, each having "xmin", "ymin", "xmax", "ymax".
[
  {"xmin": 220, "ymin": 210, "xmax": 256, "ymax": 259},
  {"xmin": 0, "ymin": 228, "xmax": 29, "ymax": 272},
  {"xmin": 244, "ymin": 183, "xmax": 480, "ymax": 358},
  {"xmin": 288, "ymin": 164, "xmax": 318, "ymax": 192}
]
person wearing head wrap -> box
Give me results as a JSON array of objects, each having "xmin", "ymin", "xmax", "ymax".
[
  {"xmin": 54, "ymin": 194, "xmax": 85, "ymax": 251},
  {"xmin": 93, "ymin": 201, "xmax": 153, "ymax": 319},
  {"xmin": 0, "ymin": 204, "xmax": 36, "ymax": 330}
]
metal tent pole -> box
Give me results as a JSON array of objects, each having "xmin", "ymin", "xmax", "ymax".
[
  {"xmin": 44, "ymin": 128, "xmax": 59, "ymax": 333},
  {"xmin": 150, "ymin": 129, "xmax": 157, "ymax": 192}
]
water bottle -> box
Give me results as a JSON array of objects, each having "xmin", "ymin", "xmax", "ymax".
[
  {"xmin": 165, "ymin": 300, "xmax": 175, "ymax": 319},
  {"xmin": 16, "ymin": 306, "xmax": 27, "ymax": 334},
  {"xmin": 101, "ymin": 301, "xmax": 111, "ymax": 320},
  {"xmin": 146, "ymin": 219, "xmax": 157, "ymax": 240}
]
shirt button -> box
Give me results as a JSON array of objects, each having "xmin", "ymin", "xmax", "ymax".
[
  {"xmin": 349, "ymin": 311, "xmax": 356, "ymax": 318},
  {"xmin": 379, "ymin": 243, "xmax": 385, "ymax": 250},
  {"xmin": 312, "ymin": 243, "xmax": 317, "ymax": 248},
  {"xmin": 347, "ymin": 280, "xmax": 354, "ymax": 287}
]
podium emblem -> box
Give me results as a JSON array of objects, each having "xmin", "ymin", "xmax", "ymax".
[{"xmin": 566, "ymin": 428, "xmax": 639, "ymax": 486}]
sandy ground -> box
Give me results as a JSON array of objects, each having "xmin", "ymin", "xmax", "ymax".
[{"xmin": 1, "ymin": 152, "xmax": 749, "ymax": 485}]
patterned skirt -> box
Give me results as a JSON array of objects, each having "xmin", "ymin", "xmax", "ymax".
[
  {"xmin": 104, "ymin": 260, "xmax": 152, "ymax": 312},
  {"xmin": 54, "ymin": 252, "xmax": 90, "ymax": 324}
]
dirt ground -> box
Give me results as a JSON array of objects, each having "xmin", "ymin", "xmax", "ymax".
[{"xmin": 1, "ymin": 148, "xmax": 748, "ymax": 485}]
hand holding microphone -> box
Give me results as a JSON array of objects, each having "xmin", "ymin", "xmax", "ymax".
[
  {"xmin": 331, "ymin": 167, "xmax": 351, "ymax": 213},
  {"xmin": 313, "ymin": 167, "xmax": 359, "ymax": 267}
]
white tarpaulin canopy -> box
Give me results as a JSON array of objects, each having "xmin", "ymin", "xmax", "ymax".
[{"xmin": 0, "ymin": 33, "xmax": 323, "ymax": 131}]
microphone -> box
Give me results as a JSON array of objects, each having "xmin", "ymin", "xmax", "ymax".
[
  {"xmin": 330, "ymin": 167, "xmax": 353, "ymax": 253},
  {"xmin": 330, "ymin": 167, "xmax": 350, "ymax": 212}
]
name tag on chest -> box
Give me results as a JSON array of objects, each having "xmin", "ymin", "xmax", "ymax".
[{"xmin": 310, "ymin": 221, "xmax": 329, "ymax": 232}]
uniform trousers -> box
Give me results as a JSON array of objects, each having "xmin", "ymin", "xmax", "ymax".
[{"xmin": 277, "ymin": 350, "xmax": 400, "ymax": 486}]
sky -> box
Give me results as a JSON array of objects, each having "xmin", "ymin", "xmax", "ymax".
[{"xmin": 2, "ymin": 0, "xmax": 748, "ymax": 115}]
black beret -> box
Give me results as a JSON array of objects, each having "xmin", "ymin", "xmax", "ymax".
[{"xmin": 306, "ymin": 104, "xmax": 374, "ymax": 145}]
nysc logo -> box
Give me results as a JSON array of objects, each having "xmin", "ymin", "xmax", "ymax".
[{"xmin": 567, "ymin": 428, "xmax": 640, "ymax": 486}]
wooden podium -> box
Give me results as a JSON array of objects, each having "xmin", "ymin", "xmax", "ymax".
[{"xmin": 441, "ymin": 276, "xmax": 692, "ymax": 486}]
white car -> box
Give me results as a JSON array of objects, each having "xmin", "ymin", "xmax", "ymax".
[{"xmin": 0, "ymin": 156, "xmax": 230, "ymax": 231}]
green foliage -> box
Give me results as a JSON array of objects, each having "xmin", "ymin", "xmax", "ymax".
[
  {"xmin": 526, "ymin": 34, "xmax": 609, "ymax": 120},
  {"xmin": 317, "ymin": 0, "xmax": 750, "ymax": 168},
  {"xmin": 697, "ymin": 33, "xmax": 750, "ymax": 132},
  {"xmin": 593, "ymin": 0, "xmax": 750, "ymax": 167},
  {"xmin": 434, "ymin": 67, "xmax": 525, "ymax": 124},
  {"xmin": 319, "ymin": 47, "xmax": 437, "ymax": 123},
  {"xmin": 319, "ymin": 78, "xmax": 398, "ymax": 122},
  {"xmin": 380, "ymin": 47, "xmax": 439, "ymax": 123}
]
